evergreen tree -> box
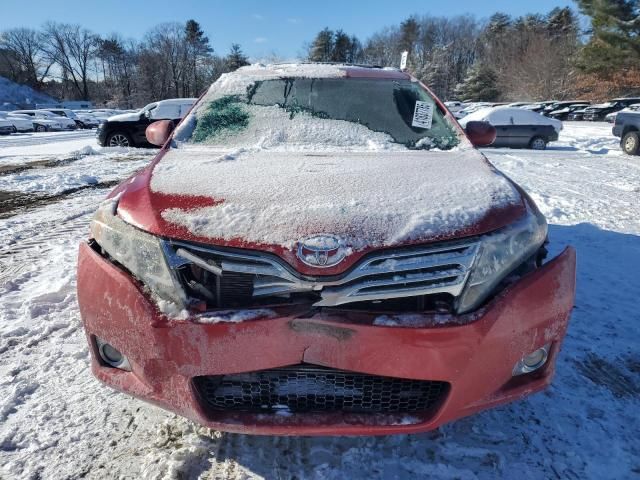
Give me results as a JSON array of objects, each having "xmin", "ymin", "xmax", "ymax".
[
  {"xmin": 547, "ymin": 7, "xmax": 578, "ymax": 36},
  {"xmin": 225, "ymin": 43, "xmax": 249, "ymax": 71},
  {"xmin": 308, "ymin": 28, "xmax": 334, "ymax": 62},
  {"xmin": 576, "ymin": 0, "xmax": 640, "ymax": 72},
  {"xmin": 399, "ymin": 17, "xmax": 420, "ymax": 54},
  {"xmin": 486, "ymin": 13, "xmax": 511, "ymax": 36},
  {"xmin": 454, "ymin": 64, "xmax": 499, "ymax": 101},
  {"xmin": 332, "ymin": 30, "xmax": 352, "ymax": 62},
  {"xmin": 185, "ymin": 20, "xmax": 212, "ymax": 95}
]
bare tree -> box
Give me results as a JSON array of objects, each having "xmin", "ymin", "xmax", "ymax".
[
  {"xmin": 0, "ymin": 28, "xmax": 53, "ymax": 87},
  {"xmin": 42, "ymin": 22, "xmax": 98, "ymax": 100}
]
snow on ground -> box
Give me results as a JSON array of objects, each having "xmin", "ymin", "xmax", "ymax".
[{"xmin": 0, "ymin": 123, "xmax": 639, "ymax": 479}]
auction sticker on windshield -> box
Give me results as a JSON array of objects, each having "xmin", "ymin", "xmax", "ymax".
[{"xmin": 412, "ymin": 101, "xmax": 433, "ymax": 129}]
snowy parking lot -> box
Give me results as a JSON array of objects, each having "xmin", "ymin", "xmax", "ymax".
[{"xmin": 0, "ymin": 123, "xmax": 639, "ymax": 479}]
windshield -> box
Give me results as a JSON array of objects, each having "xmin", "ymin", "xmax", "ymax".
[{"xmin": 174, "ymin": 78, "xmax": 461, "ymax": 151}]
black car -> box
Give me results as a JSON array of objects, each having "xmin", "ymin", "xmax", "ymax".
[
  {"xmin": 613, "ymin": 111, "xmax": 640, "ymax": 155},
  {"xmin": 568, "ymin": 108, "xmax": 589, "ymax": 121},
  {"xmin": 547, "ymin": 103, "xmax": 591, "ymax": 120},
  {"xmin": 583, "ymin": 97, "xmax": 640, "ymax": 121},
  {"xmin": 543, "ymin": 101, "xmax": 589, "ymax": 116},
  {"xmin": 97, "ymin": 98, "xmax": 196, "ymax": 147},
  {"xmin": 522, "ymin": 101, "xmax": 557, "ymax": 113}
]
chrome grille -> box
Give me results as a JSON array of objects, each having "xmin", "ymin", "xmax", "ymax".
[
  {"xmin": 193, "ymin": 365, "xmax": 448, "ymax": 414},
  {"xmin": 162, "ymin": 240, "xmax": 478, "ymax": 308}
]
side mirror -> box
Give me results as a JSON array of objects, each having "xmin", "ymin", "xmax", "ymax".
[
  {"xmin": 145, "ymin": 120, "xmax": 174, "ymax": 146},
  {"xmin": 465, "ymin": 121, "xmax": 496, "ymax": 147}
]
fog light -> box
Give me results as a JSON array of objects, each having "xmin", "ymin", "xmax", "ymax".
[
  {"xmin": 512, "ymin": 343, "xmax": 550, "ymax": 376},
  {"xmin": 96, "ymin": 337, "xmax": 131, "ymax": 371},
  {"xmin": 102, "ymin": 343, "xmax": 122, "ymax": 364}
]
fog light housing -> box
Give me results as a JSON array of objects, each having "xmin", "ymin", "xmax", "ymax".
[
  {"xmin": 96, "ymin": 337, "xmax": 131, "ymax": 371},
  {"xmin": 512, "ymin": 343, "xmax": 550, "ymax": 376}
]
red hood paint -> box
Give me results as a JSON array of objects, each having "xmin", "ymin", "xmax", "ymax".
[{"xmin": 113, "ymin": 148, "xmax": 526, "ymax": 277}]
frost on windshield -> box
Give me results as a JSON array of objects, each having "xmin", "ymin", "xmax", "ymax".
[
  {"xmin": 181, "ymin": 78, "xmax": 460, "ymax": 151},
  {"xmin": 191, "ymin": 95, "xmax": 250, "ymax": 143}
]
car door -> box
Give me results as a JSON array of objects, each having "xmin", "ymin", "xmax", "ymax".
[
  {"xmin": 485, "ymin": 110, "xmax": 513, "ymax": 147},
  {"xmin": 131, "ymin": 110, "xmax": 152, "ymax": 145}
]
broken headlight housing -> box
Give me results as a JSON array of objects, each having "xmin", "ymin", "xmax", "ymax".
[
  {"xmin": 457, "ymin": 207, "xmax": 547, "ymax": 314},
  {"xmin": 90, "ymin": 198, "xmax": 186, "ymax": 307}
]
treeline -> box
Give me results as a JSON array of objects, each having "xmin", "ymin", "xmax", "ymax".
[
  {"xmin": 307, "ymin": 2, "xmax": 640, "ymax": 102},
  {"xmin": 1, "ymin": 1, "xmax": 639, "ymax": 106},
  {"xmin": 0, "ymin": 20, "xmax": 249, "ymax": 107}
]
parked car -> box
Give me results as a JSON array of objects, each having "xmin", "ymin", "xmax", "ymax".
[
  {"xmin": 0, "ymin": 118, "xmax": 15, "ymax": 135},
  {"xmin": 6, "ymin": 112, "xmax": 62, "ymax": 132},
  {"xmin": 444, "ymin": 101, "xmax": 464, "ymax": 113},
  {"xmin": 567, "ymin": 108, "xmax": 589, "ymax": 121},
  {"xmin": 454, "ymin": 102, "xmax": 493, "ymax": 119},
  {"xmin": 547, "ymin": 103, "xmax": 591, "ymax": 121},
  {"xmin": 0, "ymin": 112, "xmax": 33, "ymax": 132},
  {"xmin": 521, "ymin": 101, "xmax": 556, "ymax": 113},
  {"xmin": 75, "ymin": 112, "xmax": 101, "ymax": 129},
  {"xmin": 583, "ymin": 97, "xmax": 640, "ymax": 121},
  {"xmin": 46, "ymin": 108, "xmax": 98, "ymax": 129},
  {"xmin": 96, "ymin": 98, "xmax": 197, "ymax": 147},
  {"xmin": 542, "ymin": 101, "xmax": 589, "ymax": 116},
  {"xmin": 613, "ymin": 110, "xmax": 640, "ymax": 155},
  {"xmin": 77, "ymin": 63, "xmax": 576, "ymax": 436},
  {"xmin": 10, "ymin": 110, "xmax": 77, "ymax": 130},
  {"xmin": 605, "ymin": 104, "xmax": 640, "ymax": 123},
  {"xmin": 459, "ymin": 107, "xmax": 562, "ymax": 149}
]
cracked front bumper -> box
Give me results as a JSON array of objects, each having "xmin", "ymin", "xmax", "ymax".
[{"xmin": 77, "ymin": 242, "xmax": 576, "ymax": 435}]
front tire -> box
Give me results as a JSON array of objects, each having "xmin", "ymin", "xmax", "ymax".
[
  {"xmin": 106, "ymin": 131, "xmax": 132, "ymax": 147},
  {"xmin": 35, "ymin": 124, "xmax": 47, "ymax": 133},
  {"xmin": 529, "ymin": 136, "xmax": 547, "ymax": 150},
  {"xmin": 622, "ymin": 131, "xmax": 640, "ymax": 155}
]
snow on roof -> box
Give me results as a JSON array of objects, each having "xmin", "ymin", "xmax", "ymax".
[
  {"xmin": 151, "ymin": 148, "xmax": 521, "ymax": 248},
  {"xmin": 202, "ymin": 63, "xmax": 383, "ymax": 100}
]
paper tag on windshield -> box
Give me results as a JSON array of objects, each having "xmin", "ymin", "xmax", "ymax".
[{"xmin": 412, "ymin": 101, "xmax": 433, "ymax": 129}]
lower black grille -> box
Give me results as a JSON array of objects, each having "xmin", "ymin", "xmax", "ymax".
[{"xmin": 193, "ymin": 365, "xmax": 448, "ymax": 414}]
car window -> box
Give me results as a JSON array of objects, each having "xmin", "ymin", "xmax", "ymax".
[
  {"xmin": 174, "ymin": 78, "xmax": 461, "ymax": 151},
  {"xmin": 152, "ymin": 103, "xmax": 181, "ymax": 120}
]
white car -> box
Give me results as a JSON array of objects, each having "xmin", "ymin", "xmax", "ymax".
[
  {"xmin": 454, "ymin": 102, "xmax": 494, "ymax": 119},
  {"xmin": 11, "ymin": 110, "xmax": 77, "ymax": 130},
  {"xmin": 0, "ymin": 118, "xmax": 15, "ymax": 135},
  {"xmin": 0, "ymin": 112, "xmax": 33, "ymax": 132},
  {"xmin": 444, "ymin": 101, "xmax": 464, "ymax": 113},
  {"xmin": 47, "ymin": 108, "xmax": 100, "ymax": 128},
  {"xmin": 459, "ymin": 107, "xmax": 562, "ymax": 149}
]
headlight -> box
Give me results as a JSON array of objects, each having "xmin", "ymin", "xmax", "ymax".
[
  {"xmin": 90, "ymin": 198, "xmax": 186, "ymax": 308},
  {"xmin": 457, "ymin": 207, "xmax": 547, "ymax": 314}
]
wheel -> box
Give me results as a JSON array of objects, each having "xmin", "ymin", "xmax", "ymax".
[
  {"xmin": 35, "ymin": 124, "xmax": 47, "ymax": 133},
  {"xmin": 106, "ymin": 131, "xmax": 132, "ymax": 147},
  {"xmin": 621, "ymin": 131, "xmax": 640, "ymax": 155},
  {"xmin": 529, "ymin": 136, "xmax": 547, "ymax": 150}
]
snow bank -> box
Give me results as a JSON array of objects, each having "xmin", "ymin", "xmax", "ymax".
[{"xmin": 151, "ymin": 148, "xmax": 521, "ymax": 248}]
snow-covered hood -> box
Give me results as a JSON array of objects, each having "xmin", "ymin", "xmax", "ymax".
[
  {"xmin": 116, "ymin": 147, "xmax": 526, "ymax": 274},
  {"xmin": 107, "ymin": 111, "xmax": 141, "ymax": 122}
]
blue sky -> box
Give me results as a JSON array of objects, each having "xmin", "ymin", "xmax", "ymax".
[{"xmin": 1, "ymin": 0, "xmax": 576, "ymax": 59}]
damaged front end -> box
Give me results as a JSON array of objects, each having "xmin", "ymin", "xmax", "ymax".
[{"xmin": 89, "ymin": 192, "xmax": 549, "ymax": 322}]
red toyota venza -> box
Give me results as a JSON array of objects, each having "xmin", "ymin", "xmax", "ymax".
[{"xmin": 77, "ymin": 64, "xmax": 576, "ymax": 435}]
